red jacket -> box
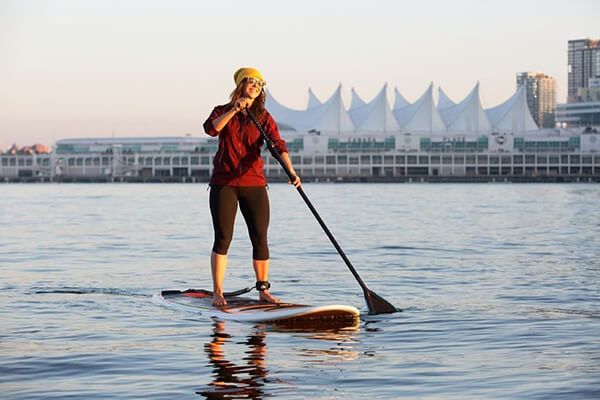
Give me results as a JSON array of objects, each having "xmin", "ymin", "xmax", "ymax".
[{"xmin": 203, "ymin": 104, "xmax": 288, "ymax": 186}]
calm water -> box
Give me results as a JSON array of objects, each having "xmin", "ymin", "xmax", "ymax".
[{"xmin": 1, "ymin": 183, "xmax": 599, "ymax": 399}]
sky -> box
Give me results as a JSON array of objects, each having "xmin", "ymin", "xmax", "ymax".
[{"xmin": 1, "ymin": 0, "xmax": 599, "ymax": 149}]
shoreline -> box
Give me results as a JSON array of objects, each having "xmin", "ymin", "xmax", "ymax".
[{"xmin": 2, "ymin": 175, "xmax": 599, "ymax": 184}]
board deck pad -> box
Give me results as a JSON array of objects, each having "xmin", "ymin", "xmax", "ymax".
[{"xmin": 153, "ymin": 289, "xmax": 360, "ymax": 323}]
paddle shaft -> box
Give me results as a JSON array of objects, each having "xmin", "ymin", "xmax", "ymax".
[{"xmin": 246, "ymin": 110, "xmax": 371, "ymax": 293}]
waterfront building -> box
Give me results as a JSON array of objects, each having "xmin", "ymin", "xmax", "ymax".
[
  {"xmin": 556, "ymin": 101, "xmax": 600, "ymax": 128},
  {"xmin": 2, "ymin": 129, "xmax": 598, "ymax": 182},
  {"xmin": 558, "ymin": 39, "xmax": 600, "ymax": 128},
  {"xmin": 516, "ymin": 72, "xmax": 557, "ymax": 128},
  {"xmin": 568, "ymin": 38, "xmax": 600, "ymax": 102},
  {"xmin": 2, "ymin": 84, "xmax": 599, "ymax": 182}
]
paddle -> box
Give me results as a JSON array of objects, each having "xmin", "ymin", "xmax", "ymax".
[{"xmin": 246, "ymin": 109, "xmax": 400, "ymax": 315}]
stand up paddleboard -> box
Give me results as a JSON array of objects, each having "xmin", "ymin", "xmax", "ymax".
[{"xmin": 153, "ymin": 289, "xmax": 360, "ymax": 323}]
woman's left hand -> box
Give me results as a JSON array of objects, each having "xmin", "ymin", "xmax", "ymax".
[{"xmin": 289, "ymin": 174, "xmax": 301, "ymax": 188}]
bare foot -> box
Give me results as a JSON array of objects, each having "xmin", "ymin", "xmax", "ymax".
[
  {"xmin": 212, "ymin": 291, "xmax": 227, "ymax": 307},
  {"xmin": 259, "ymin": 290, "xmax": 280, "ymax": 304}
]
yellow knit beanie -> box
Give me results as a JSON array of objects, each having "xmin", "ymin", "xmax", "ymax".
[{"xmin": 233, "ymin": 67, "xmax": 265, "ymax": 87}]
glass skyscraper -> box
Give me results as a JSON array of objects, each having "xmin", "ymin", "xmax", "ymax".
[
  {"xmin": 568, "ymin": 38, "xmax": 600, "ymax": 102},
  {"xmin": 516, "ymin": 72, "xmax": 557, "ymax": 128}
]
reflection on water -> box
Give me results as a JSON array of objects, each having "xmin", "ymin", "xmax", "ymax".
[
  {"xmin": 197, "ymin": 319, "xmax": 360, "ymax": 399},
  {"xmin": 198, "ymin": 320, "xmax": 268, "ymax": 399}
]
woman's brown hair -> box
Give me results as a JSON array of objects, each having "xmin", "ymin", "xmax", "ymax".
[{"xmin": 229, "ymin": 78, "xmax": 266, "ymax": 122}]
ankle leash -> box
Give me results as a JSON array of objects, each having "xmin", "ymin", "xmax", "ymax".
[{"xmin": 255, "ymin": 281, "xmax": 271, "ymax": 291}]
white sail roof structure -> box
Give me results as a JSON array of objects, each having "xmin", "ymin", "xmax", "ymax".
[
  {"xmin": 485, "ymin": 85, "xmax": 539, "ymax": 132},
  {"xmin": 349, "ymin": 88, "xmax": 366, "ymax": 110},
  {"xmin": 265, "ymin": 82, "xmax": 543, "ymax": 135},
  {"xmin": 393, "ymin": 83, "xmax": 446, "ymax": 133},
  {"xmin": 439, "ymin": 83, "xmax": 492, "ymax": 133},
  {"xmin": 306, "ymin": 88, "xmax": 322, "ymax": 109},
  {"xmin": 437, "ymin": 87, "xmax": 456, "ymax": 110},
  {"xmin": 393, "ymin": 87, "xmax": 410, "ymax": 109},
  {"xmin": 348, "ymin": 84, "xmax": 400, "ymax": 133},
  {"xmin": 266, "ymin": 84, "xmax": 354, "ymax": 133}
]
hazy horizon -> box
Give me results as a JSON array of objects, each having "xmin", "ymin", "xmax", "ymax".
[{"xmin": 1, "ymin": 0, "xmax": 599, "ymax": 149}]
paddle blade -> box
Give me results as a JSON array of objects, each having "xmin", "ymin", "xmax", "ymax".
[{"xmin": 365, "ymin": 290, "xmax": 401, "ymax": 315}]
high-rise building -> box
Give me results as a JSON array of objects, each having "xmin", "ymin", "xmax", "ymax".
[
  {"xmin": 568, "ymin": 38, "xmax": 600, "ymax": 103},
  {"xmin": 516, "ymin": 72, "xmax": 557, "ymax": 128}
]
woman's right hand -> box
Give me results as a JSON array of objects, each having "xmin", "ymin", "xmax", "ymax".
[{"xmin": 234, "ymin": 97, "xmax": 250, "ymax": 112}]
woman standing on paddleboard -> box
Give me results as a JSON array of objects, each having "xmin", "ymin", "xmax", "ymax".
[{"xmin": 203, "ymin": 67, "xmax": 301, "ymax": 307}]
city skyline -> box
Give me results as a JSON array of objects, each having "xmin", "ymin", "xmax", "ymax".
[{"xmin": 1, "ymin": 0, "xmax": 599, "ymax": 149}]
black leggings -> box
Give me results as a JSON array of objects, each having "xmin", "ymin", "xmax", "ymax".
[{"xmin": 209, "ymin": 185, "xmax": 270, "ymax": 260}]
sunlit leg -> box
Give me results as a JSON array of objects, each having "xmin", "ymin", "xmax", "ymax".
[{"xmin": 212, "ymin": 251, "xmax": 227, "ymax": 306}]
